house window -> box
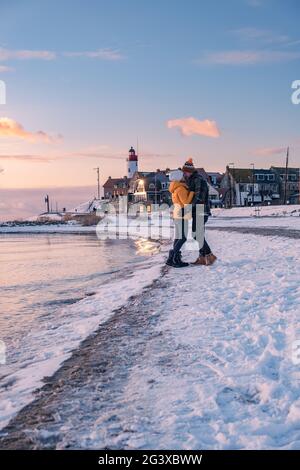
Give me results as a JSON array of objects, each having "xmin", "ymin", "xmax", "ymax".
[
  {"xmin": 256, "ymin": 174, "xmax": 264, "ymax": 181},
  {"xmin": 267, "ymin": 174, "xmax": 275, "ymax": 181}
]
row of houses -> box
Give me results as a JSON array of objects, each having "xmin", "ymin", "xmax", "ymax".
[
  {"xmin": 103, "ymin": 168, "xmax": 222, "ymax": 207},
  {"xmin": 37, "ymin": 148, "xmax": 299, "ymax": 221},
  {"xmin": 103, "ymin": 153, "xmax": 299, "ymax": 207},
  {"xmin": 221, "ymin": 166, "xmax": 300, "ymax": 206}
]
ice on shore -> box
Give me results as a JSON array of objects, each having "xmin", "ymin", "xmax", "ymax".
[{"xmin": 0, "ymin": 258, "xmax": 162, "ymax": 431}]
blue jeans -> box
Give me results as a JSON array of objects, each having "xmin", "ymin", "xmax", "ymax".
[
  {"xmin": 192, "ymin": 211, "xmax": 212, "ymax": 256},
  {"xmin": 173, "ymin": 218, "xmax": 188, "ymax": 255}
]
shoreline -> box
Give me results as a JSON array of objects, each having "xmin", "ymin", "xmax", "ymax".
[
  {"xmin": 0, "ymin": 237, "xmax": 164, "ymax": 434},
  {"xmin": 0, "ymin": 268, "xmax": 167, "ymax": 449}
]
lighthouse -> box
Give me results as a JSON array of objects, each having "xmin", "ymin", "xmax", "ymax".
[{"xmin": 127, "ymin": 146, "xmax": 138, "ymax": 178}]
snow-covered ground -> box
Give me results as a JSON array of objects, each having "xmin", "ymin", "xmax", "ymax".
[
  {"xmin": 1, "ymin": 204, "xmax": 300, "ymax": 235},
  {"xmin": 212, "ymin": 204, "xmax": 300, "ymax": 218},
  {"xmin": 0, "ymin": 220, "xmax": 299, "ymax": 449},
  {"xmin": 209, "ymin": 216, "xmax": 300, "ymax": 231},
  {"xmin": 119, "ymin": 232, "xmax": 300, "ymax": 449}
]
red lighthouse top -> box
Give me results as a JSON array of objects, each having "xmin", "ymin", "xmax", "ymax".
[{"xmin": 128, "ymin": 146, "xmax": 138, "ymax": 161}]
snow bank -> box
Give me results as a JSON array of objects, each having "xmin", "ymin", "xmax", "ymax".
[
  {"xmin": 0, "ymin": 224, "xmax": 96, "ymax": 234},
  {"xmin": 212, "ymin": 204, "xmax": 300, "ymax": 218},
  {"xmin": 116, "ymin": 232, "xmax": 300, "ymax": 449}
]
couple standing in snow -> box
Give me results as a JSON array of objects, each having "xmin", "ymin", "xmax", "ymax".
[{"xmin": 167, "ymin": 158, "xmax": 217, "ymax": 268}]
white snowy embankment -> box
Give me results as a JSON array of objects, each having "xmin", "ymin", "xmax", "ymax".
[
  {"xmin": 1, "ymin": 205, "xmax": 300, "ymax": 234},
  {"xmin": 212, "ymin": 204, "xmax": 300, "ymax": 218},
  {"xmin": 0, "ymin": 257, "xmax": 163, "ymax": 432},
  {"xmin": 208, "ymin": 216, "xmax": 300, "ymax": 231},
  {"xmin": 88, "ymin": 229, "xmax": 300, "ymax": 450}
]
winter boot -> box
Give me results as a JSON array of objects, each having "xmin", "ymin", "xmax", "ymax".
[
  {"xmin": 166, "ymin": 249, "xmax": 175, "ymax": 266},
  {"xmin": 206, "ymin": 253, "xmax": 217, "ymax": 265},
  {"xmin": 173, "ymin": 252, "xmax": 189, "ymax": 267},
  {"xmin": 192, "ymin": 255, "xmax": 207, "ymax": 265},
  {"xmin": 192, "ymin": 253, "xmax": 217, "ymax": 266}
]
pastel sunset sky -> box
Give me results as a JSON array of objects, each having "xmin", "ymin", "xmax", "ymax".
[{"xmin": 0, "ymin": 0, "xmax": 300, "ymax": 218}]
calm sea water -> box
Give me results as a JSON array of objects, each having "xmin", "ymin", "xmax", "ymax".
[{"xmin": 0, "ymin": 233, "xmax": 157, "ymax": 383}]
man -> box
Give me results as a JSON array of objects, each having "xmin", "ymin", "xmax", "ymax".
[{"xmin": 182, "ymin": 158, "xmax": 217, "ymax": 266}]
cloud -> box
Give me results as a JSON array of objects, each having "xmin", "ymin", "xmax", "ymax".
[
  {"xmin": 167, "ymin": 117, "xmax": 220, "ymax": 138},
  {"xmin": 254, "ymin": 146, "xmax": 287, "ymax": 156},
  {"xmin": 231, "ymin": 28, "xmax": 289, "ymax": 45},
  {"xmin": 0, "ymin": 65, "xmax": 14, "ymax": 72},
  {"xmin": 0, "ymin": 47, "xmax": 56, "ymax": 61},
  {"xmin": 285, "ymin": 39, "xmax": 300, "ymax": 47},
  {"xmin": 0, "ymin": 118, "xmax": 62, "ymax": 143},
  {"xmin": 197, "ymin": 50, "xmax": 300, "ymax": 65},
  {"xmin": 63, "ymin": 48, "xmax": 125, "ymax": 61},
  {"xmin": 0, "ymin": 47, "xmax": 125, "ymax": 72},
  {"xmin": 0, "ymin": 149, "xmax": 125, "ymax": 162},
  {"xmin": 0, "ymin": 146, "xmax": 175, "ymax": 163},
  {"xmin": 0, "ymin": 154, "xmax": 53, "ymax": 162}
]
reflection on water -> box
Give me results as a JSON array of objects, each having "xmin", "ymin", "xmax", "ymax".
[{"xmin": 135, "ymin": 238, "xmax": 161, "ymax": 256}]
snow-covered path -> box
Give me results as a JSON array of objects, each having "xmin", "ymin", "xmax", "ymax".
[
  {"xmin": 0, "ymin": 229, "xmax": 300, "ymax": 449},
  {"xmin": 121, "ymin": 232, "xmax": 300, "ymax": 449}
]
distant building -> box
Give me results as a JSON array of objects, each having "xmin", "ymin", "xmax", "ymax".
[
  {"xmin": 127, "ymin": 146, "xmax": 138, "ymax": 178},
  {"xmin": 103, "ymin": 176, "xmax": 130, "ymax": 200},
  {"xmin": 270, "ymin": 166, "xmax": 300, "ymax": 204},
  {"xmin": 207, "ymin": 172, "xmax": 223, "ymax": 188},
  {"xmin": 129, "ymin": 167, "xmax": 221, "ymax": 207},
  {"xmin": 194, "ymin": 168, "xmax": 222, "ymax": 207},
  {"xmin": 102, "ymin": 146, "xmax": 139, "ymax": 199},
  {"xmin": 221, "ymin": 167, "xmax": 281, "ymax": 207},
  {"xmin": 129, "ymin": 170, "xmax": 171, "ymax": 204}
]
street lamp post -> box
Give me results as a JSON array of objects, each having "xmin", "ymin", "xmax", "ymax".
[
  {"xmin": 250, "ymin": 163, "xmax": 255, "ymax": 205},
  {"xmin": 298, "ymin": 167, "xmax": 300, "ymax": 205},
  {"xmin": 228, "ymin": 163, "xmax": 235, "ymax": 208},
  {"xmin": 93, "ymin": 167, "xmax": 100, "ymax": 199},
  {"xmin": 283, "ymin": 147, "xmax": 289, "ymax": 205}
]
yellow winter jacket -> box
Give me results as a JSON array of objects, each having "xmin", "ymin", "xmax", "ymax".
[{"xmin": 169, "ymin": 181, "xmax": 194, "ymax": 219}]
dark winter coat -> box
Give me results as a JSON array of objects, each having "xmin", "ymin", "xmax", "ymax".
[{"xmin": 186, "ymin": 171, "xmax": 211, "ymax": 216}]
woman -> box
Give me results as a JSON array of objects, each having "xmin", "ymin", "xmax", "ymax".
[{"xmin": 166, "ymin": 169, "xmax": 194, "ymax": 268}]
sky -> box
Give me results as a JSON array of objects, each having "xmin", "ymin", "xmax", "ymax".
[{"xmin": 0, "ymin": 0, "xmax": 300, "ymax": 219}]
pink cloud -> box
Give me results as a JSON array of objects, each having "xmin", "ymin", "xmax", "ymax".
[
  {"xmin": 0, "ymin": 48, "xmax": 56, "ymax": 61},
  {"xmin": 0, "ymin": 65, "xmax": 14, "ymax": 72},
  {"xmin": 197, "ymin": 50, "xmax": 300, "ymax": 65},
  {"xmin": 167, "ymin": 117, "xmax": 220, "ymax": 138},
  {"xmin": 254, "ymin": 146, "xmax": 287, "ymax": 156},
  {"xmin": 0, "ymin": 118, "xmax": 62, "ymax": 143}
]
